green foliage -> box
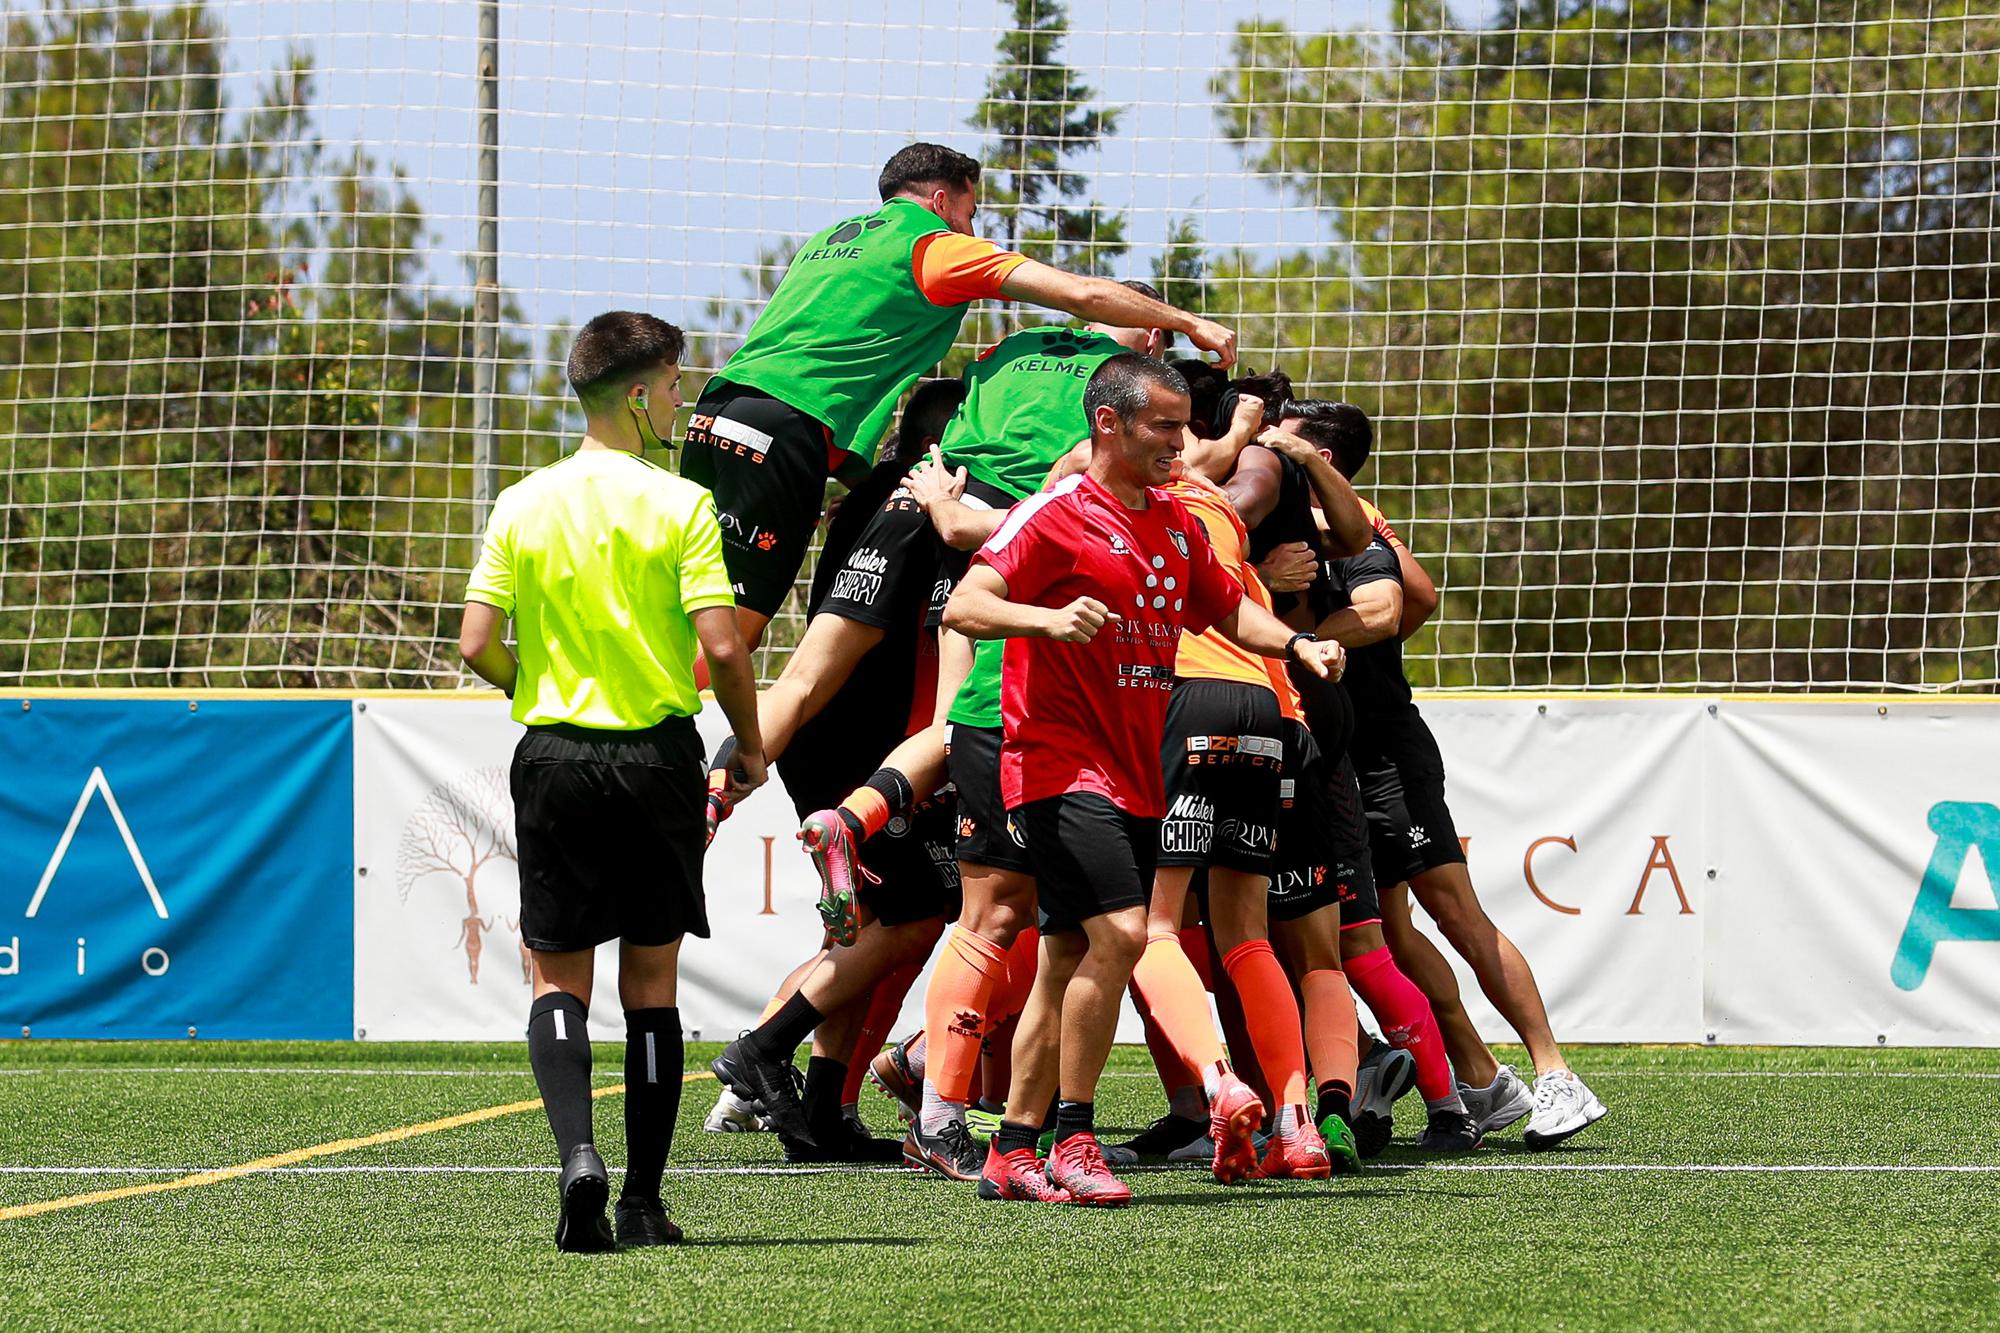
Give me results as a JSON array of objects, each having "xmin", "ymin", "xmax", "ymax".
[
  {"xmin": 0, "ymin": 1, "xmax": 563, "ymax": 686},
  {"xmin": 969, "ymin": 0, "xmax": 1128, "ymax": 274},
  {"xmin": 1211, "ymin": 0, "xmax": 1999, "ymax": 688}
]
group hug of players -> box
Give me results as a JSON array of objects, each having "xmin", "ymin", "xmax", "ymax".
[
  {"xmin": 691, "ymin": 144, "xmax": 1608, "ymax": 1205},
  {"xmin": 467, "ymin": 143, "xmax": 1607, "ymax": 1247}
]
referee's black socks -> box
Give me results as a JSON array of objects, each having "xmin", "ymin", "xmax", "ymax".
[
  {"xmin": 527, "ymin": 991, "xmax": 594, "ymax": 1159},
  {"xmin": 622, "ymin": 1007, "xmax": 683, "ymax": 1205}
]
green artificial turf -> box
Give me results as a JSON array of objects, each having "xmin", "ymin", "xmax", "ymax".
[{"xmin": 1, "ymin": 1041, "xmax": 1996, "ymax": 1330}]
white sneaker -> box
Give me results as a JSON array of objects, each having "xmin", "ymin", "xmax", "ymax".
[
  {"xmin": 1166, "ymin": 1133, "xmax": 1216, "ymax": 1163},
  {"xmin": 703, "ymin": 1084, "xmax": 768, "ymax": 1133},
  {"xmin": 1523, "ymin": 1070, "xmax": 1606, "ymax": 1150},
  {"xmin": 1458, "ymin": 1064, "xmax": 1534, "ymax": 1135}
]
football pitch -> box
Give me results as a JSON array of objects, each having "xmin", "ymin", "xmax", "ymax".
[{"xmin": 2, "ymin": 1042, "xmax": 1995, "ymax": 1330}]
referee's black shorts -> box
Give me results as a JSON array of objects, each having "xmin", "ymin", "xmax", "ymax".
[{"xmin": 512, "ymin": 717, "xmax": 708, "ymax": 952}]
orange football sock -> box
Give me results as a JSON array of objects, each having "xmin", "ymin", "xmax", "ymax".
[
  {"xmin": 990, "ymin": 927, "xmax": 1040, "ymax": 1023},
  {"xmin": 844, "ymin": 962, "xmax": 921, "ymax": 1105},
  {"xmin": 1131, "ymin": 934, "xmax": 1226, "ymax": 1072},
  {"xmin": 923, "ymin": 927, "xmax": 1009, "ymax": 1104},
  {"xmin": 1221, "ymin": 939, "xmax": 1309, "ymax": 1110},
  {"xmin": 1301, "ymin": 968, "xmax": 1361, "ymax": 1097},
  {"xmin": 838, "ymin": 787, "xmax": 892, "ymax": 840}
]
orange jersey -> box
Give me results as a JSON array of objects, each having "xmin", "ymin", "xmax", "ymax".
[
  {"xmin": 911, "ymin": 231, "xmax": 1028, "ymax": 304},
  {"xmin": 1167, "ymin": 473, "xmax": 1303, "ymax": 720},
  {"xmin": 1359, "ymin": 497, "xmax": 1402, "ymax": 548}
]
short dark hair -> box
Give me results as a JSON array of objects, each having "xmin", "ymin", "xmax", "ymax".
[
  {"xmin": 889, "ymin": 378, "xmax": 968, "ymax": 465},
  {"xmin": 878, "ymin": 143, "xmax": 981, "ymax": 201},
  {"xmin": 1168, "ymin": 357, "xmax": 1230, "ymax": 439},
  {"xmin": 566, "ymin": 311, "xmax": 685, "ymax": 410},
  {"xmin": 1229, "ymin": 369, "xmax": 1293, "ymax": 427},
  {"xmin": 1084, "ymin": 353, "xmax": 1190, "ymax": 429},
  {"xmin": 1119, "ymin": 278, "xmax": 1163, "ymax": 303},
  {"xmin": 1282, "ymin": 398, "xmax": 1373, "ymax": 478}
]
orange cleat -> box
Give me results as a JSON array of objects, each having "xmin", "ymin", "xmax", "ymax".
[{"xmin": 1208, "ymin": 1072, "xmax": 1266, "ymax": 1185}]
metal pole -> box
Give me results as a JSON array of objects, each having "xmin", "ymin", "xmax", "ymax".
[{"xmin": 471, "ymin": 0, "xmax": 500, "ymax": 533}]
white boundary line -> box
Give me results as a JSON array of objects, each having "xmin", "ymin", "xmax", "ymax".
[
  {"xmin": 4, "ymin": 1162, "xmax": 1996, "ymax": 1178},
  {"xmin": 15, "ymin": 1067, "xmax": 2000, "ymax": 1081}
]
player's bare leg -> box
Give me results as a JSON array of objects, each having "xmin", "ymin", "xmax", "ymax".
[{"xmin": 1378, "ymin": 882, "xmax": 1499, "ymax": 1084}]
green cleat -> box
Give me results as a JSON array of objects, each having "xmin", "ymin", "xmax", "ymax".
[
  {"xmin": 1319, "ymin": 1112, "xmax": 1363, "ymax": 1175},
  {"xmin": 964, "ymin": 1106, "xmax": 1005, "ymax": 1143}
]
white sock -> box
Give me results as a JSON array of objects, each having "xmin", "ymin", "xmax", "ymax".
[
  {"xmin": 1277, "ymin": 1103, "xmax": 1302, "ymax": 1135},
  {"xmin": 918, "ymin": 1079, "xmax": 963, "ymax": 1136},
  {"xmin": 1425, "ymin": 1090, "xmax": 1468, "ymax": 1115},
  {"xmin": 1200, "ymin": 1060, "xmax": 1228, "ymax": 1102},
  {"xmin": 907, "ymin": 1033, "xmax": 928, "ymax": 1080}
]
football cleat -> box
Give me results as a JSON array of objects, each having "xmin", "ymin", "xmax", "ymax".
[
  {"xmin": 554, "ymin": 1144, "xmax": 616, "ymax": 1253},
  {"xmin": 1102, "ymin": 1113, "xmax": 1208, "ymax": 1167},
  {"xmin": 867, "ymin": 1036, "xmax": 923, "ymax": 1124},
  {"xmin": 977, "ymin": 1144, "xmax": 1073, "ymax": 1203},
  {"xmin": 1045, "ymin": 1133, "xmax": 1134, "ymax": 1207},
  {"xmin": 1416, "ymin": 1106, "xmax": 1482, "ymax": 1153},
  {"xmin": 1318, "ymin": 1111, "xmax": 1362, "ymax": 1175},
  {"xmin": 1524, "ymin": 1070, "xmax": 1608, "ymax": 1150},
  {"xmin": 1253, "ymin": 1116, "xmax": 1333, "ymax": 1181},
  {"xmin": 964, "ymin": 1105, "xmax": 1005, "ymax": 1143},
  {"xmin": 798, "ymin": 811, "xmax": 874, "ymax": 947},
  {"xmin": 1353, "ymin": 1040, "xmax": 1418, "ymax": 1157},
  {"xmin": 613, "ymin": 1196, "xmax": 682, "ymax": 1247},
  {"xmin": 1208, "ymin": 1073, "xmax": 1266, "ymax": 1185},
  {"xmin": 711, "ymin": 1038, "xmax": 815, "ymax": 1148},
  {"xmin": 903, "ymin": 1118, "xmax": 985, "ymax": 1181}
]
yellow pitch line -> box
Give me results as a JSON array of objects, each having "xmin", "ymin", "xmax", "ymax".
[{"xmin": 0, "ymin": 1071, "xmax": 715, "ymax": 1223}]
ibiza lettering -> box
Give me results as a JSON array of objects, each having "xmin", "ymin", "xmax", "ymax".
[{"xmin": 1115, "ymin": 663, "xmax": 1175, "ymax": 690}]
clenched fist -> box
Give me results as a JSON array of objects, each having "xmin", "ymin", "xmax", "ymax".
[
  {"xmin": 1042, "ymin": 596, "xmax": 1115, "ymax": 644},
  {"xmin": 1292, "ymin": 637, "xmax": 1346, "ymax": 681}
]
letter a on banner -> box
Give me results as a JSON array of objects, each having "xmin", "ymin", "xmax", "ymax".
[
  {"xmin": 1892, "ymin": 802, "xmax": 2000, "ymax": 991},
  {"xmin": 25, "ymin": 767, "xmax": 169, "ymax": 920}
]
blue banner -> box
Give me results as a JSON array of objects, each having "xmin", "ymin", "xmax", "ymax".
[{"xmin": 0, "ymin": 700, "xmax": 354, "ymax": 1038}]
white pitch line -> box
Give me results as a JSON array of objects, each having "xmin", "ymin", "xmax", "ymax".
[
  {"xmin": 4, "ymin": 1162, "xmax": 1995, "ymax": 1178},
  {"xmin": 0, "ymin": 1068, "xmax": 543, "ymax": 1078}
]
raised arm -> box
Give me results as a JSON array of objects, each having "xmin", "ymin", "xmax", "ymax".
[
  {"xmin": 1213, "ymin": 596, "xmax": 1346, "ymax": 680},
  {"xmin": 1256, "ymin": 428, "xmax": 1372, "ymax": 558},
  {"xmin": 998, "ymin": 260, "xmax": 1237, "ymax": 368},
  {"xmin": 1317, "ymin": 578, "xmax": 1404, "ymax": 650},
  {"xmin": 1395, "ymin": 544, "xmax": 1439, "ymax": 637}
]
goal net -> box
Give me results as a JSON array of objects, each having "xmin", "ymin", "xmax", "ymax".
[{"xmin": 2, "ymin": 0, "xmax": 1994, "ymax": 690}]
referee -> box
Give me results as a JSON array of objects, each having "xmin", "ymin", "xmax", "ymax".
[{"xmin": 460, "ymin": 311, "xmax": 766, "ymax": 1252}]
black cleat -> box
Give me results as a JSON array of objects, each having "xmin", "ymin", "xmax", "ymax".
[
  {"xmin": 614, "ymin": 1196, "xmax": 683, "ymax": 1247},
  {"xmin": 1416, "ymin": 1107, "xmax": 1482, "ymax": 1153},
  {"xmin": 554, "ymin": 1144, "xmax": 616, "ymax": 1253},
  {"xmin": 786, "ymin": 1112, "xmax": 905, "ymax": 1164},
  {"xmin": 1353, "ymin": 1108, "xmax": 1394, "ymax": 1158},
  {"xmin": 712, "ymin": 1038, "xmax": 816, "ymax": 1148},
  {"xmin": 903, "ymin": 1118, "xmax": 985, "ymax": 1180},
  {"xmin": 1102, "ymin": 1113, "xmax": 1208, "ymax": 1167}
]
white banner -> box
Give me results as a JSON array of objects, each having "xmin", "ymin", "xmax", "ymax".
[
  {"xmin": 351, "ymin": 696, "xmax": 2000, "ymax": 1046},
  {"xmin": 352, "ymin": 698, "xmax": 833, "ymax": 1042}
]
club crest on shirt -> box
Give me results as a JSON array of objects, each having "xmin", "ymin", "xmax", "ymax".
[
  {"xmin": 1168, "ymin": 527, "xmax": 1189, "ymax": 559},
  {"xmin": 1108, "ymin": 533, "xmax": 1129, "ymax": 556}
]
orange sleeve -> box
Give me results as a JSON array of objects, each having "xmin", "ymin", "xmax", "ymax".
[
  {"xmin": 1359, "ymin": 497, "xmax": 1402, "ymax": 548},
  {"xmin": 913, "ymin": 232, "xmax": 1029, "ymax": 306}
]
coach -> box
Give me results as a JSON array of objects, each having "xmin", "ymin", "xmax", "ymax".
[{"xmin": 459, "ymin": 311, "xmax": 767, "ymax": 1252}]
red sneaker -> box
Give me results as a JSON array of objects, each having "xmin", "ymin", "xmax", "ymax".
[
  {"xmin": 1254, "ymin": 1117, "xmax": 1333, "ymax": 1181},
  {"xmin": 1045, "ymin": 1132, "xmax": 1134, "ymax": 1207},
  {"xmin": 798, "ymin": 811, "xmax": 875, "ymax": 947},
  {"xmin": 977, "ymin": 1143, "xmax": 1072, "ymax": 1203},
  {"xmin": 1209, "ymin": 1073, "xmax": 1266, "ymax": 1185}
]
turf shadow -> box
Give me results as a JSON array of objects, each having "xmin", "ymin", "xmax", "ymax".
[
  {"xmin": 676, "ymin": 1236, "xmax": 923, "ymax": 1248},
  {"xmin": 1137, "ymin": 1186, "xmax": 1447, "ymax": 1207}
]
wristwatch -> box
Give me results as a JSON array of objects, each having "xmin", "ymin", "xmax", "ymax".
[{"xmin": 1285, "ymin": 631, "xmax": 1317, "ymax": 663}]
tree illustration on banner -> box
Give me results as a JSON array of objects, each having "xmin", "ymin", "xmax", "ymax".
[{"xmin": 396, "ymin": 767, "xmax": 524, "ymax": 985}]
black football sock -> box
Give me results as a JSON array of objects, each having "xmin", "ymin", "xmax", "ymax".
[
  {"xmin": 803, "ymin": 1055, "xmax": 847, "ymax": 1135},
  {"xmin": 1316, "ymin": 1083, "xmax": 1354, "ymax": 1127},
  {"xmin": 527, "ymin": 992, "xmax": 594, "ymax": 1159},
  {"xmin": 621, "ymin": 1007, "xmax": 682, "ymax": 1204},
  {"xmin": 1054, "ymin": 1099, "xmax": 1095, "ymax": 1145},
  {"xmin": 747, "ymin": 991, "xmax": 823, "ymax": 1062},
  {"xmin": 836, "ymin": 767, "xmax": 915, "ymax": 842},
  {"xmin": 995, "ymin": 1119, "xmax": 1041, "ymax": 1156}
]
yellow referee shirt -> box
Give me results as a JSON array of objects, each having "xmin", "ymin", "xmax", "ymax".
[{"xmin": 466, "ymin": 449, "xmax": 735, "ymax": 728}]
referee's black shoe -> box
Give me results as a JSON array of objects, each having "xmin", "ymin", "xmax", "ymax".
[
  {"xmin": 554, "ymin": 1144, "xmax": 616, "ymax": 1253},
  {"xmin": 614, "ymin": 1196, "xmax": 683, "ymax": 1247},
  {"xmin": 712, "ymin": 1039, "xmax": 816, "ymax": 1148}
]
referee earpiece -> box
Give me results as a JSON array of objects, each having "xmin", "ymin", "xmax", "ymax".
[{"xmin": 628, "ymin": 383, "xmax": 666, "ymax": 451}]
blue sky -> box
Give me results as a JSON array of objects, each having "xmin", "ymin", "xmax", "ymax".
[{"xmin": 206, "ymin": 0, "xmax": 1475, "ymax": 334}]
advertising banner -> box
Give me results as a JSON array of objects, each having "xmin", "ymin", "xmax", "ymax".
[
  {"xmin": 352, "ymin": 698, "xmax": 836, "ymax": 1041},
  {"xmin": 0, "ymin": 698, "xmax": 354, "ymax": 1039},
  {"xmin": 1704, "ymin": 701, "xmax": 2000, "ymax": 1045}
]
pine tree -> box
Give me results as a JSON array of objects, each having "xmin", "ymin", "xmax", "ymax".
[{"xmin": 969, "ymin": 0, "xmax": 1127, "ymax": 275}]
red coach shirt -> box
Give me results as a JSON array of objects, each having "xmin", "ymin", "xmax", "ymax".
[{"xmin": 975, "ymin": 472, "xmax": 1245, "ymax": 818}]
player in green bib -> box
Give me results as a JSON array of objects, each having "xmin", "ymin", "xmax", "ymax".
[{"xmin": 680, "ymin": 141, "xmax": 1237, "ymax": 651}]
